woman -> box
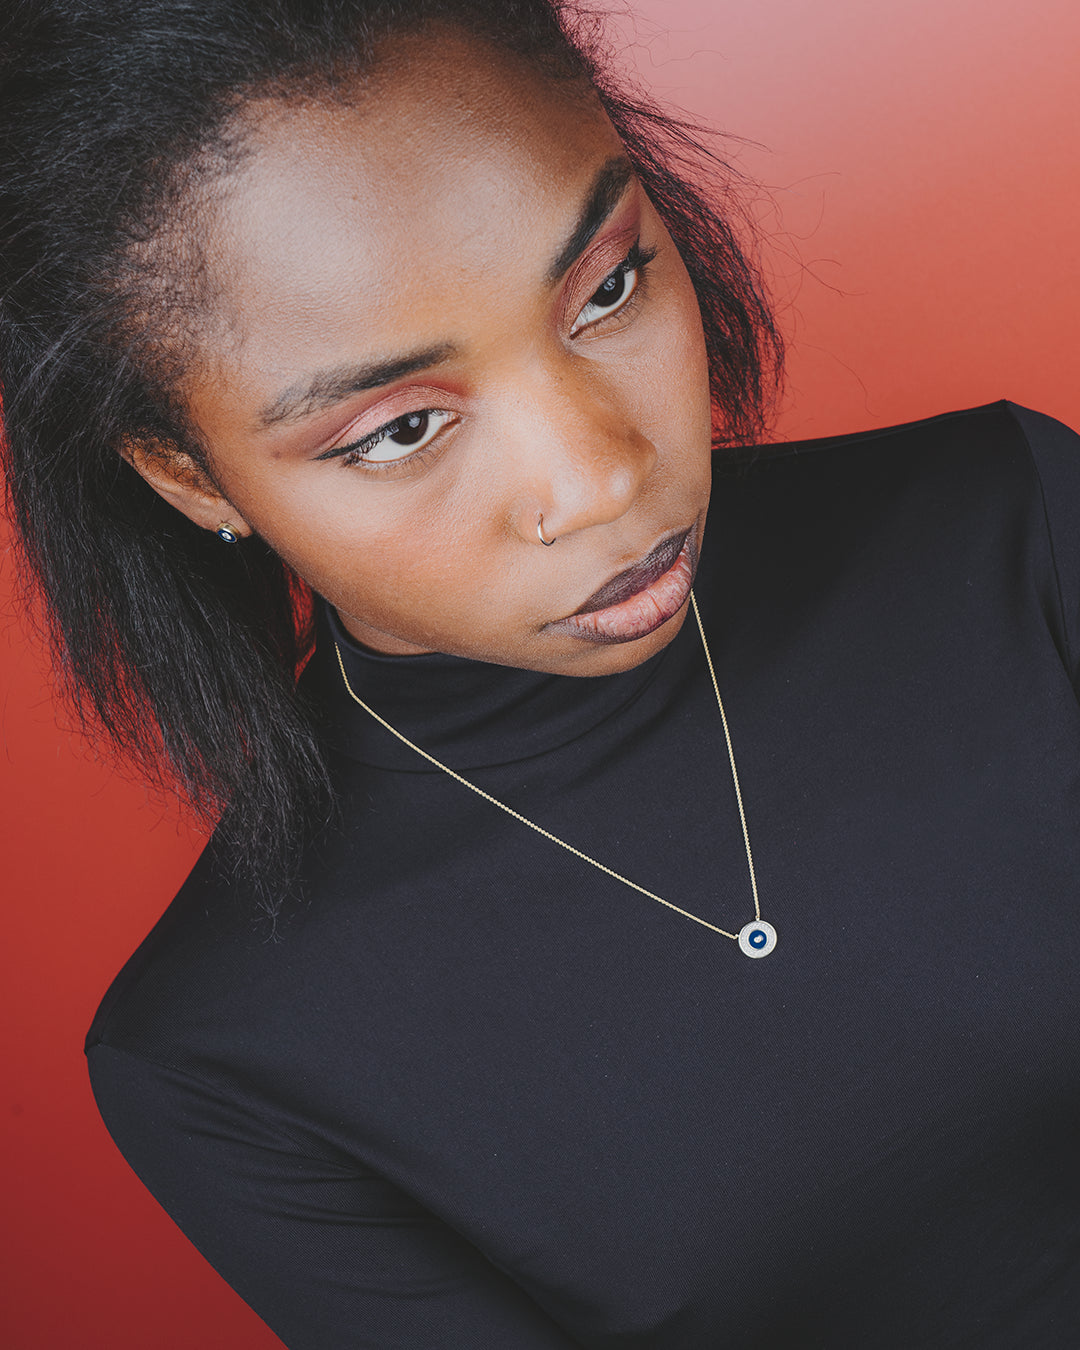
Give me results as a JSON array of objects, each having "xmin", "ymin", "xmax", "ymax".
[{"xmin": 3, "ymin": 0, "xmax": 1079, "ymax": 1346}]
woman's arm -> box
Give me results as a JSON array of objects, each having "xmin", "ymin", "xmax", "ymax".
[{"xmin": 88, "ymin": 1042, "xmax": 579, "ymax": 1350}]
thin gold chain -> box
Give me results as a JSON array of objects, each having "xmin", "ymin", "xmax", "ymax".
[
  {"xmin": 333, "ymin": 588, "xmax": 760, "ymax": 943},
  {"xmin": 690, "ymin": 590, "xmax": 761, "ymax": 924}
]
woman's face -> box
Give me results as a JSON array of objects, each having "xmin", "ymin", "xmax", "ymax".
[{"xmin": 163, "ymin": 30, "xmax": 713, "ymax": 675}]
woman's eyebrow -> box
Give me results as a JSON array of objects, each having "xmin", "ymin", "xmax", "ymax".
[
  {"xmin": 256, "ymin": 343, "xmax": 457, "ymax": 430},
  {"xmin": 255, "ymin": 156, "xmax": 633, "ymax": 433},
  {"xmin": 546, "ymin": 155, "xmax": 634, "ymax": 283}
]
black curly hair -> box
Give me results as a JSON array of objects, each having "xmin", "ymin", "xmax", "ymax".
[{"xmin": 0, "ymin": 0, "xmax": 782, "ymax": 909}]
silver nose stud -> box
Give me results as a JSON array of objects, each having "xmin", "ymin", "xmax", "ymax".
[{"xmin": 537, "ymin": 514, "xmax": 556, "ymax": 546}]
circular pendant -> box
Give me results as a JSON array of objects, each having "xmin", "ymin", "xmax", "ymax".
[{"xmin": 738, "ymin": 920, "xmax": 777, "ymax": 958}]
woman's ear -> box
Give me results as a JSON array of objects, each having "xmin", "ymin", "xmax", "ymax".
[{"xmin": 119, "ymin": 436, "xmax": 253, "ymax": 539}]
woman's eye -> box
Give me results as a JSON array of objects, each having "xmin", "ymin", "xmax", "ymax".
[
  {"xmin": 570, "ymin": 243, "xmax": 655, "ymax": 337},
  {"xmin": 572, "ymin": 263, "xmax": 639, "ymax": 335},
  {"xmin": 344, "ymin": 408, "xmax": 456, "ymax": 465}
]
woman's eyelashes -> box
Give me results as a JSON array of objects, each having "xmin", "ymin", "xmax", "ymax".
[
  {"xmin": 570, "ymin": 239, "xmax": 658, "ymax": 337},
  {"xmin": 321, "ymin": 408, "xmax": 457, "ymax": 469}
]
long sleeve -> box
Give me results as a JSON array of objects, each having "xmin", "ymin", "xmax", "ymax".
[{"xmin": 88, "ymin": 1043, "xmax": 579, "ymax": 1350}]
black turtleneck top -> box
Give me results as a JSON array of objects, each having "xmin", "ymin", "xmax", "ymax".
[{"xmin": 87, "ymin": 402, "xmax": 1080, "ymax": 1349}]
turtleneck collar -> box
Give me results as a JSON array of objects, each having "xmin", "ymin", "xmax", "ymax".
[{"xmin": 302, "ymin": 599, "xmax": 694, "ymax": 772}]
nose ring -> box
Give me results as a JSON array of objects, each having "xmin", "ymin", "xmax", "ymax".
[{"xmin": 537, "ymin": 514, "xmax": 557, "ymax": 547}]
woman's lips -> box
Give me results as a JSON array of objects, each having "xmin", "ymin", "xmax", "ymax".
[{"xmin": 552, "ymin": 529, "xmax": 696, "ymax": 644}]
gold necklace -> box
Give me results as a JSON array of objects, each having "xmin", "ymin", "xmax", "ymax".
[{"xmin": 333, "ymin": 589, "xmax": 777, "ymax": 958}]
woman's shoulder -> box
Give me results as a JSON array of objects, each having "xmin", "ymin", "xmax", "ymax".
[
  {"xmin": 84, "ymin": 832, "xmax": 335, "ymax": 1073},
  {"xmin": 700, "ymin": 399, "xmax": 1080, "ymax": 695},
  {"xmin": 738, "ymin": 399, "xmax": 1077, "ymax": 466},
  {"xmin": 714, "ymin": 399, "xmax": 1080, "ymax": 537},
  {"xmin": 84, "ymin": 829, "xmax": 379, "ymax": 1175},
  {"xmin": 85, "ymin": 842, "xmax": 264, "ymax": 1055}
]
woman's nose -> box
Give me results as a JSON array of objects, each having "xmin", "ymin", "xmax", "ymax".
[{"xmin": 500, "ymin": 360, "xmax": 657, "ymax": 544}]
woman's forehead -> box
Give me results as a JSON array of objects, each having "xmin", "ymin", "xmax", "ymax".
[{"xmin": 206, "ymin": 32, "xmax": 619, "ymax": 353}]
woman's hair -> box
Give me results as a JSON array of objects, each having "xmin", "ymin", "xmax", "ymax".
[{"xmin": 0, "ymin": 0, "xmax": 782, "ymax": 910}]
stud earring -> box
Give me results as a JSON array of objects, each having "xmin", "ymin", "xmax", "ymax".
[
  {"xmin": 215, "ymin": 522, "xmax": 240, "ymax": 544},
  {"xmin": 537, "ymin": 514, "xmax": 556, "ymax": 546}
]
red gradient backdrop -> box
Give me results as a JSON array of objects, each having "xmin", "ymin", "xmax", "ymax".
[{"xmin": 2, "ymin": 3, "xmax": 1078, "ymax": 1345}]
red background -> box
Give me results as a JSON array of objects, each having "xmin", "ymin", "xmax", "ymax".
[{"xmin": 3, "ymin": 3, "xmax": 1078, "ymax": 1344}]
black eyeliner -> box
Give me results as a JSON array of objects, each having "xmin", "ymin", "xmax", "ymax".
[{"xmin": 314, "ymin": 417, "xmax": 402, "ymax": 462}]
